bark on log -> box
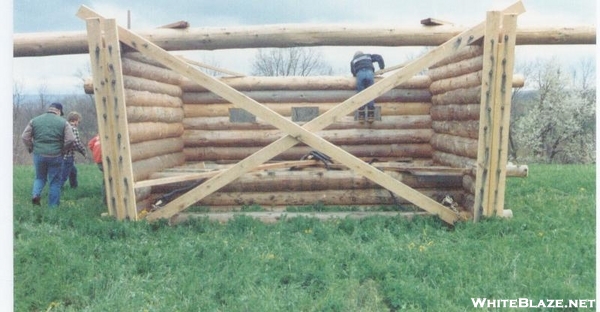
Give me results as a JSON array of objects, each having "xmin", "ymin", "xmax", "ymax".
[
  {"xmin": 123, "ymin": 52, "xmax": 172, "ymax": 69},
  {"xmin": 135, "ymin": 186, "xmax": 153, "ymax": 202},
  {"xmin": 462, "ymin": 174, "xmax": 476, "ymax": 195},
  {"xmin": 125, "ymin": 89, "xmax": 183, "ymax": 108},
  {"xmin": 127, "ymin": 106, "xmax": 185, "ymax": 123},
  {"xmin": 432, "ymin": 151, "xmax": 477, "ymax": 168},
  {"xmin": 431, "ymin": 86, "xmax": 481, "ymax": 106},
  {"xmin": 430, "ymin": 46, "xmax": 484, "ymax": 69},
  {"xmin": 462, "ymin": 194, "xmax": 475, "ymax": 213},
  {"xmin": 177, "ymin": 188, "xmax": 464, "ymax": 207},
  {"xmin": 128, "ymin": 122, "xmax": 184, "ymax": 144},
  {"xmin": 181, "ymin": 88, "xmax": 431, "ymax": 104},
  {"xmin": 123, "ymin": 75, "xmax": 182, "ymax": 97},
  {"xmin": 512, "ymin": 74, "xmax": 525, "ymax": 88},
  {"xmin": 130, "ymin": 137, "xmax": 184, "ymax": 162},
  {"xmin": 121, "ymin": 58, "xmax": 183, "ymax": 85},
  {"xmin": 180, "ymin": 75, "xmax": 432, "ymax": 91},
  {"xmin": 430, "ymin": 104, "xmax": 480, "ymax": 121},
  {"xmin": 132, "ymin": 152, "xmax": 186, "ymax": 182},
  {"xmin": 183, "ymin": 128, "xmax": 433, "ymax": 147},
  {"xmin": 170, "ymin": 211, "xmax": 429, "ymax": 224},
  {"xmin": 14, "ymin": 25, "xmax": 595, "ymax": 57},
  {"xmin": 427, "ymin": 56, "xmax": 483, "ymax": 82},
  {"xmin": 431, "ymin": 120, "xmax": 479, "ymax": 139},
  {"xmin": 183, "ymin": 115, "xmax": 432, "ymax": 131},
  {"xmin": 150, "ymin": 169, "xmax": 463, "ymax": 193},
  {"xmin": 183, "ymin": 102, "xmax": 432, "ymax": 117},
  {"xmin": 506, "ymin": 163, "xmax": 528, "ymax": 177},
  {"xmin": 84, "ymin": 75, "xmax": 183, "ymax": 96},
  {"xmin": 429, "ymin": 71, "xmax": 482, "ymax": 95},
  {"xmin": 184, "ymin": 143, "xmax": 433, "ymax": 162},
  {"xmin": 431, "ymin": 133, "xmax": 478, "ymax": 159}
]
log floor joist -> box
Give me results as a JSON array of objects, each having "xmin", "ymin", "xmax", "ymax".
[{"xmin": 77, "ymin": 1, "xmax": 527, "ymax": 225}]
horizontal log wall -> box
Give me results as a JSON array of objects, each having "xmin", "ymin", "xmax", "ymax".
[
  {"xmin": 182, "ymin": 76, "xmax": 434, "ymax": 162},
  {"xmin": 150, "ymin": 169, "xmax": 464, "ymax": 209},
  {"xmin": 427, "ymin": 45, "xmax": 485, "ymax": 211},
  {"xmin": 141, "ymin": 74, "xmax": 456, "ymax": 210},
  {"xmin": 122, "ymin": 52, "xmax": 186, "ymax": 183}
]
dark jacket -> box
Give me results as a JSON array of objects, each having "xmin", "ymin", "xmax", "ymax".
[
  {"xmin": 350, "ymin": 53, "xmax": 385, "ymax": 76},
  {"xmin": 21, "ymin": 112, "xmax": 75, "ymax": 156}
]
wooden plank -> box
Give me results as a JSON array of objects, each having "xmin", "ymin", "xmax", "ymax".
[
  {"xmin": 473, "ymin": 11, "xmax": 502, "ymax": 221},
  {"xmin": 178, "ymin": 55, "xmax": 245, "ymax": 77},
  {"xmin": 485, "ymin": 13, "xmax": 506, "ymax": 218},
  {"xmin": 421, "ymin": 18, "xmax": 454, "ymax": 26},
  {"xmin": 100, "ymin": 19, "xmax": 138, "ymax": 220},
  {"xmin": 85, "ymin": 18, "xmax": 137, "ymax": 220},
  {"xmin": 134, "ymin": 160, "xmax": 321, "ymax": 188},
  {"xmin": 489, "ymin": 14, "xmax": 519, "ymax": 216},
  {"xmin": 85, "ymin": 19, "xmax": 116, "ymax": 217}
]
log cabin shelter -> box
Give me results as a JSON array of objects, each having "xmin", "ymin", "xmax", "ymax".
[{"xmin": 76, "ymin": 1, "xmax": 528, "ymax": 225}]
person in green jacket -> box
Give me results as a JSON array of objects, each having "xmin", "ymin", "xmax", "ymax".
[{"xmin": 21, "ymin": 103, "xmax": 76, "ymax": 207}]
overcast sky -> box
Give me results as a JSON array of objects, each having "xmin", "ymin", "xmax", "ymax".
[{"xmin": 11, "ymin": 0, "xmax": 598, "ymax": 94}]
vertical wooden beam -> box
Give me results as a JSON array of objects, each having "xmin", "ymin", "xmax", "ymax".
[
  {"xmin": 473, "ymin": 11, "xmax": 502, "ymax": 221},
  {"xmin": 85, "ymin": 18, "xmax": 137, "ymax": 220},
  {"xmin": 85, "ymin": 18, "xmax": 115, "ymax": 216},
  {"xmin": 489, "ymin": 14, "xmax": 519, "ymax": 216},
  {"xmin": 474, "ymin": 10, "xmax": 521, "ymax": 221}
]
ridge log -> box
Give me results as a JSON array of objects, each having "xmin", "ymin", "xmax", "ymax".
[{"xmin": 15, "ymin": 25, "xmax": 595, "ymax": 57}]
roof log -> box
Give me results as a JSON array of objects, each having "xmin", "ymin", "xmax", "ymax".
[{"xmin": 14, "ymin": 25, "xmax": 595, "ymax": 57}]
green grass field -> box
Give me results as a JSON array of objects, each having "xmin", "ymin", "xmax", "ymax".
[{"xmin": 13, "ymin": 164, "xmax": 595, "ymax": 311}]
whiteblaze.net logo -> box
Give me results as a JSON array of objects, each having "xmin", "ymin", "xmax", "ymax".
[{"xmin": 471, "ymin": 298, "xmax": 596, "ymax": 309}]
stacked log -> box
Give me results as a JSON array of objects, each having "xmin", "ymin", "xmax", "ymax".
[
  {"xmin": 122, "ymin": 52, "xmax": 186, "ymax": 183},
  {"xmin": 427, "ymin": 45, "xmax": 485, "ymax": 212},
  {"xmin": 149, "ymin": 168, "xmax": 465, "ymax": 210},
  {"xmin": 181, "ymin": 75, "xmax": 434, "ymax": 162}
]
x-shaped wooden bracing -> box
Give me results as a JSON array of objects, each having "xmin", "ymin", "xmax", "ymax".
[{"xmin": 78, "ymin": 2, "xmax": 524, "ymax": 225}]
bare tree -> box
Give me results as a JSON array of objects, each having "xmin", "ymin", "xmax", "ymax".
[{"xmin": 251, "ymin": 47, "xmax": 333, "ymax": 76}]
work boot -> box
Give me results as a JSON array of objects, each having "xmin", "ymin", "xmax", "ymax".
[
  {"xmin": 32, "ymin": 196, "xmax": 41, "ymax": 206},
  {"xmin": 356, "ymin": 107, "xmax": 366, "ymax": 122},
  {"xmin": 366, "ymin": 107, "xmax": 375, "ymax": 123}
]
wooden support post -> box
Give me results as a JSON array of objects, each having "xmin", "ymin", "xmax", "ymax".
[
  {"xmin": 489, "ymin": 14, "xmax": 519, "ymax": 217},
  {"xmin": 85, "ymin": 18, "xmax": 137, "ymax": 220},
  {"xmin": 474, "ymin": 10, "xmax": 521, "ymax": 221},
  {"xmin": 474, "ymin": 11, "xmax": 503, "ymax": 221}
]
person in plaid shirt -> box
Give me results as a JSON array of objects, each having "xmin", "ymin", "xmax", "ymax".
[{"xmin": 60, "ymin": 112, "xmax": 86, "ymax": 189}]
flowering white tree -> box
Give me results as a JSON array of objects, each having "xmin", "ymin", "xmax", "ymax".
[{"xmin": 512, "ymin": 58, "xmax": 595, "ymax": 163}]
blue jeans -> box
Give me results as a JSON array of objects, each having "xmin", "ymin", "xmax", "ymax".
[
  {"xmin": 356, "ymin": 69, "xmax": 375, "ymax": 109},
  {"xmin": 32, "ymin": 154, "xmax": 63, "ymax": 207},
  {"xmin": 60, "ymin": 155, "xmax": 78, "ymax": 188}
]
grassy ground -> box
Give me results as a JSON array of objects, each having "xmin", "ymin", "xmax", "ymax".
[{"xmin": 13, "ymin": 164, "xmax": 595, "ymax": 311}]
